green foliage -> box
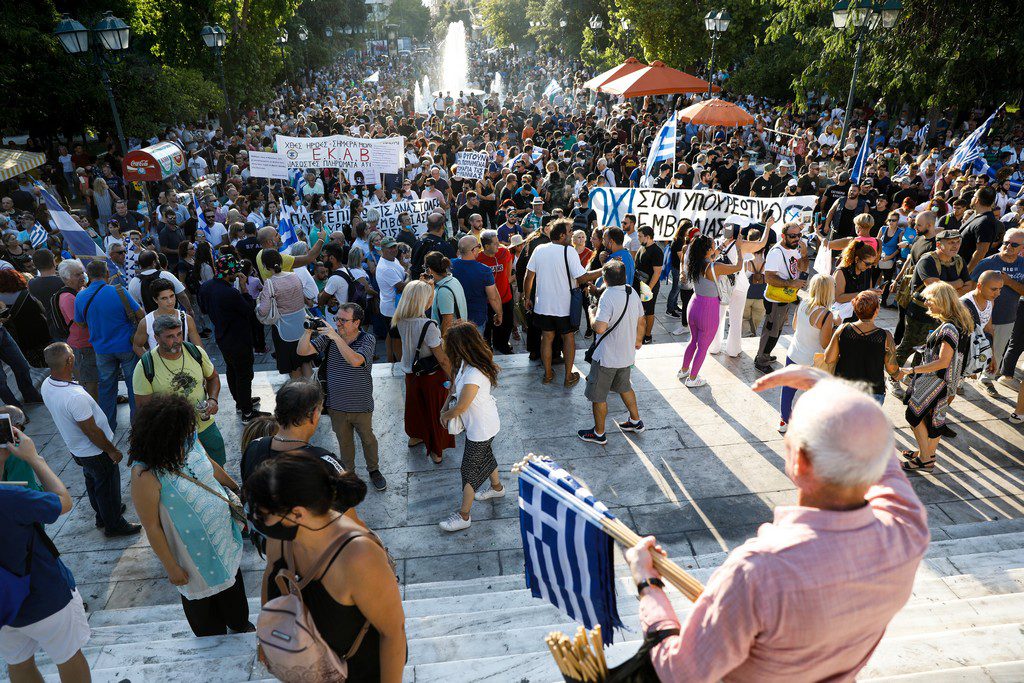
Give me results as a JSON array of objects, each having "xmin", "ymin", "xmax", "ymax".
[
  {"xmin": 525, "ymin": 0, "xmax": 601, "ymax": 57},
  {"xmin": 726, "ymin": 36, "xmax": 810, "ymax": 102},
  {"xmin": 113, "ymin": 60, "xmax": 225, "ymax": 137},
  {"xmin": 389, "ymin": 0, "xmax": 432, "ymax": 42},
  {"xmin": 479, "ymin": 0, "xmax": 530, "ymax": 48}
]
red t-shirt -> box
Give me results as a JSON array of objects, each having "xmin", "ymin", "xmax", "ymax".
[{"xmin": 477, "ymin": 247, "xmax": 514, "ymax": 303}]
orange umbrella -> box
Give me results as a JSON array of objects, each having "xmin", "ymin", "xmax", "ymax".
[
  {"xmin": 600, "ymin": 60, "xmax": 717, "ymax": 97},
  {"xmin": 677, "ymin": 98, "xmax": 754, "ymax": 127},
  {"xmin": 582, "ymin": 57, "xmax": 647, "ymax": 92}
]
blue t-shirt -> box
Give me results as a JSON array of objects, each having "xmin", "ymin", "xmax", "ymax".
[
  {"xmin": 497, "ymin": 224, "xmax": 523, "ymax": 244},
  {"xmin": 73, "ymin": 281, "xmax": 141, "ymax": 354},
  {"xmin": 451, "ymin": 258, "xmax": 495, "ymax": 327},
  {"xmin": 972, "ymin": 254, "xmax": 1024, "ymax": 325},
  {"xmin": 608, "ymin": 248, "xmax": 636, "ymax": 285},
  {"xmin": 0, "ymin": 487, "xmax": 75, "ymax": 627}
]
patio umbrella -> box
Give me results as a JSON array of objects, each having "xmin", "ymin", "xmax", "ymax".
[
  {"xmin": 0, "ymin": 149, "xmax": 46, "ymax": 182},
  {"xmin": 600, "ymin": 60, "xmax": 717, "ymax": 97},
  {"xmin": 677, "ymin": 98, "xmax": 754, "ymax": 127},
  {"xmin": 582, "ymin": 57, "xmax": 647, "ymax": 92}
]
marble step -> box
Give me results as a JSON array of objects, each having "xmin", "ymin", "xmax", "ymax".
[
  {"xmin": 410, "ymin": 622, "xmax": 1024, "ymax": 683},
  {"xmin": 863, "ymin": 659, "xmax": 1024, "ymax": 681}
]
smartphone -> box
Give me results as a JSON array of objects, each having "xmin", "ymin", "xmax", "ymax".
[{"xmin": 0, "ymin": 413, "xmax": 14, "ymax": 445}]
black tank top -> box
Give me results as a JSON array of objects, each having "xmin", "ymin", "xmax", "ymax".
[
  {"xmin": 266, "ymin": 536, "xmax": 382, "ymax": 679},
  {"xmin": 835, "ymin": 325, "xmax": 887, "ymax": 395}
]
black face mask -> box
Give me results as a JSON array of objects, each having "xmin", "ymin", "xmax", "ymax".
[{"xmin": 248, "ymin": 510, "xmax": 338, "ymax": 542}]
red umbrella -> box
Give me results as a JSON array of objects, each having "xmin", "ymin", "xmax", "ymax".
[
  {"xmin": 600, "ymin": 60, "xmax": 718, "ymax": 97},
  {"xmin": 677, "ymin": 98, "xmax": 754, "ymax": 127},
  {"xmin": 582, "ymin": 57, "xmax": 647, "ymax": 92}
]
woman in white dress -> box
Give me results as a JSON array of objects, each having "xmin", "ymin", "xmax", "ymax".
[{"xmin": 709, "ymin": 221, "xmax": 772, "ymax": 357}]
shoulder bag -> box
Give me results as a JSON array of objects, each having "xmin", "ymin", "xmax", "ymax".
[
  {"xmin": 173, "ymin": 469, "xmax": 247, "ymax": 529},
  {"xmin": 764, "ymin": 246, "xmax": 800, "ymax": 303},
  {"xmin": 565, "ymin": 245, "xmax": 584, "ymax": 330},
  {"xmin": 585, "ymin": 287, "xmax": 632, "ymax": 364},
  {"xmin": 410, "ymin": 319, "xmax": 441, "ymax": 376},
  {"xmin": 255, "ymin": 276, "xmax": 281, "ymax": 326}
]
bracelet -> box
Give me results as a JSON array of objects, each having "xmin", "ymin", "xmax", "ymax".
[
  {"xmin": 207, "ymin": 397, "xmax": 218, "ymax": 403},
  {"xmin": 636, "ymin": 577, "xmax": 665, "ymax": 598}
]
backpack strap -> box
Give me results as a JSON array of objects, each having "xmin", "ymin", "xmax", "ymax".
[
  {"xmin": 140, "ymin": 350, "xmax": 155, "ymax": 383},
  {"xmin": 182, "ymin": 341, "xmax": 203, "ymax": 365}
]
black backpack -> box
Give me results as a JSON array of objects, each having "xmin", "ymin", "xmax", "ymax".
[
  {"xmin": 137, "ymin": 271, "xmax": 163, "ymax": 313},
  {"xmin": 49, "ymin": 286, "xmax": 78, "ymax": 340},
  {"xmin": 139, "ymin": 340, "xmax": 203, "ymax": 383},
  {"xmin": 334, "ymin": 268, "xmax": 368, "ymax": 310}
]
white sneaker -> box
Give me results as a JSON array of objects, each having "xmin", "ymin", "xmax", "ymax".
[
  {"xmin": 778, "ymin": 420, "xmax": 788, "ymax": 434},
  {"xmin": 677, "ymin": 369, "xmax": 690, "ymax": 380},
  {"xmin": 474, "ymin": 485, "xmax": 506, "ymax": 501},
  {"xmin": 439, "ymin": 512, "xmax": 472, "ymax": 532},
  {"xmin": 684, "ymin": 375, "xmax": 707, "ymax": 388},
  {"xmin": 998, "ymin": 376, "xmax": 1021, "ymax": 391},
  {"xmin": 671, "ymin": 324, "xmax": 688, "ymax": 336}
]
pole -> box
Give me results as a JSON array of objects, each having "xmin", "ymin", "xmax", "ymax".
[
  {"xmin": 838, "ymin": 33, "xmax": 864, "ymax": 152},
  {"xmin": 97, "ymin": 62, "xmax": 127, "ymax": 157},
  {"xmin": 216, "ymin": 49, "xmax": 234, "ymax": 131},
  {"xmin": 707, "ymin": 33, "xmax": 717, "ymax": 98}
]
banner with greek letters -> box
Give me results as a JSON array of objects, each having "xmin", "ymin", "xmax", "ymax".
[
  {"xmin": 455, "ymin": 151, "xmax": 488, "ymax": 180},
  {"xmin": 589, "ymin": 187, "xmax": 817, "ymax": 241},
  {"xmin": 289, "ymin": 197, "xmax": 442, "ymax": 239},
  {"xmin": 275, "ymin": 134, "xmax": 404, "ymax": 179}
]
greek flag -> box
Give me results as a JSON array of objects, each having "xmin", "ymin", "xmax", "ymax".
[
  {"xmin": 364, "ymin": 71, "xmax": 380, "ymax": 83},
  {"xmin": 849, "ymin": 121, "xmax": 872, "ymax": 185},
  {"xmin": 948, "ymin": 105, "xmax": 1002, "ymax": 172},
  {"xmin": 913, "ymin": 123, "xmax": 929, "ymax": 146},
  {"xmin": 644, "ymin": 113, "xmax": 676, "ymax": 180},
  {"xmin": 28, "ymin": 222, "xmax": 49, "ymax": 248},
  {"xmin": 34, "ymin": 183, "xmax": 107, "ymax": 262},
  {"xmin": 290, "ymin": 168, "xmax": 305, "ymax": 191},
  {"xmin": 518, "ymin": 456, "xmax": 623, "ymax": 644},
  {"xmin": 193, "ymin": 194, "xmax": 212, "ymax": 240},
  {"xmin": 278, "ymin": 216, "xmax": 298, "ymax": 254},
  {"xmin": 543, "ymin": 79, "xmax": 563, "ymax": 99}
]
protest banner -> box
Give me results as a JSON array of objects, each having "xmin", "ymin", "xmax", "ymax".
[
  {"xmin": 589, "ymin": 187, "xmax": 817, "ymax": 241},
  {"xmin": 455, "ymin": 151, "xmax": 488, "ymax": 180},
  {"xmin": 275, "ymin": 134, "xmax": 404, "ymax": 180},
  {"xmin": 248, "ymin": 151, "xmax": 291, "ymax": 180},
  {"xmin": 289, "ymin": 197, "xmax": 442, "ymax": 239}
]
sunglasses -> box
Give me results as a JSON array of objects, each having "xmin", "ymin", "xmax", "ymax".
[{"xmin": 1005, "ymin": 241, "xmax": 1023, "ymax": 248}]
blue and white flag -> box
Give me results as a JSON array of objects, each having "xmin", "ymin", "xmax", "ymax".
[
  {"xmin": 913, "ymin": 123, "xmax": 929, "ymax": 146},
  {"xmin": 948, "ymin": 105, "xmax": 1002, "ymax": 172},
  {"xmin": 518, "ymin": 456, "xmax": 623, "ymax": 644},
  {"xmin": 543, "ymin": 79, "xmax": 563, "ymax": 99},
  {"xmin": 644, "ymin": 113, "xmax": 677, "ymax": 180},
  {"xmin": 193, "ymin": 193, "xmax": 212, "ymax": 240},
  {"xmin": 290, "ymin": 168, "xmax": 305, "ymax": 191},
  {"xmin": 364, "ymin": 71, "xmax": 380, "ymax": 84},
  {"xmin": 28, "ymin": 222, "xmax": 49, "ymax": 248},
  {"xmin": 849, "ymin": 121, "xmax": 872, "ymax": 185},
  {"xmin": 278, "ymin": 216, "xmax": 298, "ymax": 254},
  {"xmin": 34, "ymin": 183, "xmax": 106, "ymax": 261}
]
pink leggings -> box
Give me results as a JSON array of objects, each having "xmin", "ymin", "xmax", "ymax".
[{"xmin": 683, "ymin": 294, "xmax": 721, "ymax": 377}]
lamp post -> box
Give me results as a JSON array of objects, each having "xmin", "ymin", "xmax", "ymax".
[
  {"xmin": 276, "ymin": 29, "xmax": 288, "ymax": 61},
  {"xmin": 55, "ymin": 11, "xmax": 130, "ymax": 156},
  {"xmin": 832, "ymin": 0, "xmax": 901, "ymax": 149},
  {"xmin": 588, "ymin": 15, "xmax": 604, "ymax": 65},
  {"xmin": 703, "ymin": 9, "xmax": 731, "ymax": 97},
  {"xmin": 200, "ymin": 24, "xmax": 232, "ymax": 132},
  {"xmin": 620, "ymin": 17, "xmax": 632, "ymax": 52}
]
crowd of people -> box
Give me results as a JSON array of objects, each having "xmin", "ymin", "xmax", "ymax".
[{"xmin": 1, "ymin": 35, "xmax": 1023, "ymax": 683}]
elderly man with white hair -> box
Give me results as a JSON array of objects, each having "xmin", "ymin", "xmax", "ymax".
[{"xmin": 625, "ymin": 365, "xmax": 929, "ymax": 682}]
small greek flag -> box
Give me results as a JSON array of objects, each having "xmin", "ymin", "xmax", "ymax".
[
  {"xmin": 28, "ymin": 222, "xmax": 49, "ymax": 248},
  {"xmin": 913, "ymin": 123, "xmax": 929, "ymax": 145},
  {"xmin": 543, "ymin": 79, "xmax": 563, "ymax": 99},
  {"xmin": 290, "ymin": 168, "xmax": 305, "ymax": 191},
  {"xmin": 193, "ymin": 194, "xmax": 212, "ymax": 240},
  {"xmin": 644, "ymin": 113, "xmax": 677, "ymax": 180},
  {"xmin": 849, "ymin": 121, "xmax": 872, "ymax": 185},
  {"xmin": 278, "ymin": 216, "xmax": 298, "ymax": 255},
  {"xmin": 949, "ymin": 105, "xmax": 1003, "ymax": 172},
  {"xmin": 518, "ymin": 456, "xmax": 623, "ymax": 644},
  {"xmin": 364, "ymin": 71, "xmax": 380, "ymax": 83}
]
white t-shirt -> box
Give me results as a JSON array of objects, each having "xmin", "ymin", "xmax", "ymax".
[
  {"xmin": 623, "ymin": 231, "xmax": 639, "ymax": 255},
  {"xmin": 206, "ymin": 220, "xmax": 228, "ymax": 247},
  {"xmin": 128, "ymin": 269, "xmax": 186, "ymax": 304},
  {"xmin": 58, "ymin": 154, "xmax": 74, "ymax": 173},
  {"xmin": 763, "ymin": 244, "xmax": 802, "ymax": 303},
  {"xmin": 962, "ymin": 293, "xmax": 992, "ymax": 328},
  {"xmin": 293, "ymin": 265, "xmax": 319, "ymax": 302},
  {"xmin": 593, "ymin": 285, "xmax": 643, "ymax": 369},
  {"xmin": 41, "ymin": 378, "xmax": 113, "ymax": 458},
  {"xmin": 324, "ymin": 271, "xmax": 350, "ymax": 307},
  {"xmin": 455, "ymin": 365, "xmax": 500, "ymax": 442},
  {"xmin": 376, "ymin": 258, "xmax": 406, "ymax": 317},
  {"xmin": 527, "ymin": 243, "xmax": 586, "ymax": 317}
]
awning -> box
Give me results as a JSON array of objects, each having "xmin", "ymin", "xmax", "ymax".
[
  {"xmin": 600, "ymin": 61, "xmax": 718, "ymax": 97},
  {"xmin": 677, "ymin": 98, "xmax": 754, "ymax": 127},
  {"xmin": 122, "ymin": 141, "xmax": 186, "ymax": 182},
  {"xmin": 582, "ymin": 57, "xmax": 647, "ymax": 92},
  {"xmin": 0, "ymin": 149, "xmax": 46, "ymax": 182}
]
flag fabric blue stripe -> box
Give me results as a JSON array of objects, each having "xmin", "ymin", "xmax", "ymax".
[
  {"xmin": 29, "ymin": 223, "xmax": 48, "ymax": 248},
  {"xmin": 949, "ymin": 106, "xmax": 1002, "ymax": 172},
  {"xmin": 278, "ymin": 216, "xmax": 298, "ymax": 254},
  {"xmin": 849, "ymin": 122, "xmax": 872, "ymax": 185},
  {"xmin": 35, "ymin": 184, "xmax": 107, "ymax": 260},
  {"xmin": 644, "ymin": 113, "xmax": 676, "ymax": 179},
  {"xmin": 518, "ymin": 457, "xmax": 623, "ymax": 644},
  {"xmin": 193, "ymin": 194, "xmax": 212, "ymax": 240}
]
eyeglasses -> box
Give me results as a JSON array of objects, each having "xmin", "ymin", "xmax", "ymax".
[
  {"xmin": 783, "ymin": 232, "xmax": 801, "ymax": 238},
  {"xmin": 1005, "ymin": 241, "xmax": 1023, "ymax": 248},
  {"xmin": 336, "ymin": 316, "xmax": 356, "ymax": 324},
  {"xmin": 887, "ymin": 218, "xmax": 899, "ymax": 223}
]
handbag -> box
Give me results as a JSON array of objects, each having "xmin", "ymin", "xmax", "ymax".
[
  {"xmin": 444, "ymin": 393, "xmax": 464, "ymax": 435},
  {"xmin": 585, "ymin": 286, "xmax": 632, "ymax": 364},
  {"xmin": 255, "ymin": 276, "xmax": 281, "ymax": 326},
  {"xmin": 564, "ymin": 245, "xmax": 584, "ymax": 330},
  {"xmin": 410, "ymin": 320, "xmax": 441, "ymax": 376},
  {"xmin": 173, "ymin": 470, "xmax": 247, "ymax": 529},
  {"xmin": 258, "ymin": 533, "xmax": 374, "ymax": 682}
]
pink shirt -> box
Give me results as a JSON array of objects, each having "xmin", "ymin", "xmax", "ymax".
[
  {"xmin": 59, "ymin": 291, "xmax": 90, "ymax": 349},
  {"xmin": 640, "ymin": 455, "xmax": 928, "ymax": 682}
]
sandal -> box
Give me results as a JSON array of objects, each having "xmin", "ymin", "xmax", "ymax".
[
  {"xmin": 429, "ymin": 452, "xmax": 443, "ymax": 465},
  {"xmin": 900, "ymin": 455, "xmax": 935, "ymax": 473},
  {"xmin": 898, "ymin": 449, "xmax": 919, "ymax": 462},
  {"xmin": 564, "ymin": 372, "xmax": 581, "ymax": 388},
  {"xmin": 542, "ymin": 373, "xmax": 555, "ymax": 385}
]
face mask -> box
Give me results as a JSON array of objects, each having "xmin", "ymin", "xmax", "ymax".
[{"xmin": 249, "ymin": 514, "xmax": 298, "ymax": 541}]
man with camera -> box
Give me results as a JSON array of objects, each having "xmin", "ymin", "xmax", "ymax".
[{"xmin": 296, "ymin": 303, "xmax": 386, "ymax": 492}]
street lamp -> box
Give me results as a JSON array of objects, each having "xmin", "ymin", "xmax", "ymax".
[
  {"xmin": 297, "ymin": 27, "xmax": 308, "ymax": 42},
  {"xmin": 559, "ymin": 19, "xmax": 567, "ymax": 28},
  {"xmin": 55, "ymin": 11, "xmax": 130, "ymax": 156},
  {"xmin": 276, "ymin": 29, "xmax": 287, "ymax": 60},
  {"xmin": 832, "ymin": 0, "xmax": 901, "ymax": 148},
  {"xmin": 703, "ymin": 9, "xmax": 731, "ymax": 97},
  {"xmin": 200, "ymin": 24, "xmax": 233, "ymax": 132},
  {"xmin": 325, "ymin": 27, "xmax": 333, "ymax": 38}
]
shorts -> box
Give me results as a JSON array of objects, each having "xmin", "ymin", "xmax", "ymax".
[
  {"xmin": 641, "ymin": 294, "xmax": 658, "ymax": 316},
  {"xmin": 373, "ymin": 312, "xmax": 399, "ymax": 339},
  {"xmin": 0, "ymin": 590, "xmax": 90, "ymax": 666},
  {"xmin": 584, "ymin": 361, "xmax": 633, "ymax": 403},
  {"xmin": 73, "ymin": 347, "xmax": 98, "ymax": 384},
  {"xmin": 534, "ymin": 313, "xmax": 574, "ymax": 335}
]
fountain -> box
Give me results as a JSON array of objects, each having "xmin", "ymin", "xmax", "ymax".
[
  {"xmin": 413, "ymin": 81, "xmax": 426, "ymax": 114},
  {"xmin": 441, "ymin": 21, "xmax": 469, "ymax": 97},
  {"xmin": 422, "ymin": 76, "xmax": 431, "ymax": 110},
  {"xmin": 490, "ymin": 72, "xmax": 504, "ymax": 105}
]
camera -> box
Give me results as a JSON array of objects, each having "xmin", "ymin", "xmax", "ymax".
[{"xmin": 304, "ymin": 317, "xmax": 327, "ymax": 330}]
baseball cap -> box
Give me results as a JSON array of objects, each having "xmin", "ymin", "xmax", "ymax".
[
  {"xmin": 779, "ymin": 159, "xmax": 793, "ymax": 168},
  {"xmin": 936, "ymin": 229, "xmax": 961, "ymax": 240},
  {"xmin": 763, "ymin": 163, "xmax": 775, "ymax": 173},
  {"xmin": 380, "ymin": 236, "xmax": 398, "ymax": 248},
  {"xmin": 787, "ymin": 178, "xmax": 798, "ymax": 187}
]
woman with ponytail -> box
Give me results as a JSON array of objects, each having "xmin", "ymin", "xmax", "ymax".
[{"xmin": 247, "ymin": 454, "xmax": 406, "ymax": 682}]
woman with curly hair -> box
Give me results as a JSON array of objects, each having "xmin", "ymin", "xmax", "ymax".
[
  {"xmin": 129, "ymin": 393, "xmax": 251, "ymax": 636},
  {"xmin": 438, "ymin": 321, "xmax": 503, "ymax": 532}
]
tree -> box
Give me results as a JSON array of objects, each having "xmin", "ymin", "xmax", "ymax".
[
  {"xmin": 389, "ymin": 0, "xmax": 431, "ymax": 42},
  {"xmin": 479, "ymin": 0, "xmax": 529, "ymax": 48}
]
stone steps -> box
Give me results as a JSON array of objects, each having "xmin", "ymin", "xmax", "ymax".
[{"xmin": 863, "ymin": 659, "xmax": 1024, "ymax": 681}]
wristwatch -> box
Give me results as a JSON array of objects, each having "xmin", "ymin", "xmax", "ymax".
[{"xmin": 636, "ymin": 577, "xmax": 665, "ymax": 598}]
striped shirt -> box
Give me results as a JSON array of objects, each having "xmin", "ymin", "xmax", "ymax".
[{"xmin": 312, "ymin": 331, "xmax": 375, "ymax": 413}]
